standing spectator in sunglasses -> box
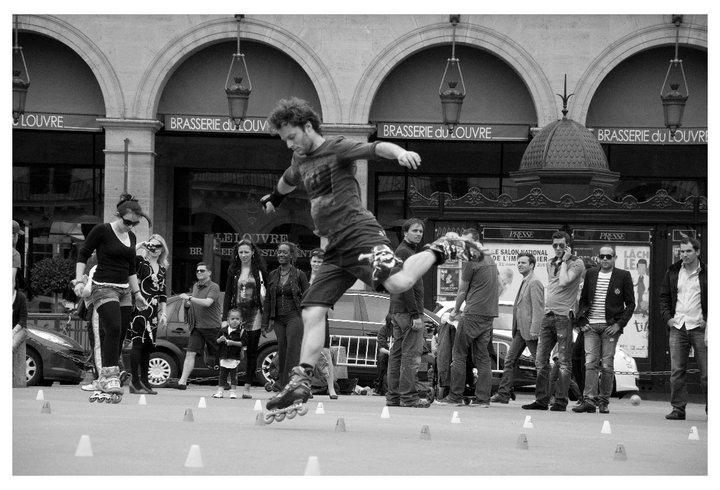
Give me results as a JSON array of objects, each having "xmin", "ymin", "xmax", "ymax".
[
  {"xmin": 127, "ymin": 235, "xmax": 169, "ymax": 395},
  {"xmin": 573, "ymin": 245, "xmax": 634, "ymax": 414},
  {"xmin": 222, "ymin": 239, "xmax": 268, "ymax": 398},
  {"xmin": 173, "ymin": 262, "xmax": 223, "ymax": 389},
  {"xmin": 522, "ymin": 231, "xmax": 585, "ymax": 412},
  {"xmin": 72, "ymin": 194, "xmax": 150, "ymax": 398}
]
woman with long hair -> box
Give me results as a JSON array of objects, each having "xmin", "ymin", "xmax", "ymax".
[
  {"xmin": 127, "ymin": 234, "xmax": 169, "ymax": 395},
  {"xmin": 223, "ymin": 238, "xmax": 268, "ymax": 399},
  {"xmin": 262, "ymin": 242, "xmax": 309, "ymax": 387},
  {"xmin": 72, "ymin": 194, "xmax": 150, "ymax": 401}
]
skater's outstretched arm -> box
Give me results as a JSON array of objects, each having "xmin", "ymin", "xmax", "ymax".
[{"xmin": 374, "ymin": 142, "xmax": 421, "ymax": 170}]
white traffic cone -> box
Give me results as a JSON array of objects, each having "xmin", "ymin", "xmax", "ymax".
[
  {"xmin": 601, "ymin": 420, "xmax": 612, "ymax": 434},
  {"xmin": 315, "ymin": 402, "xmax": 325, "ymax": 414},
  {"xmin": 74, "ymin": 435, "xmax": 93, "ymax": 457},
  {"xmin": 451, "ymin": 410, "xmax": 461, "ymax": 424},
  {"xmin": 523, "ymin": 415, "xmax": 534, "ymax": 429},
  {"xmin": 688, "ymin": 426, "xmax": 700, "ymax": 441},
  {"xmin": 35, "ymin": 389, "xmax": 44, "ymax": 401},
  {"xmin": 138, "ymin": 394, "xmax": 147, "ymax": 405},
  {"xmin": 184, "ymin": 444, "xmax": 203, "ymax": 468},
  {"xmin": 304, "ymin": 456, "xmax": 321, "ymax": 475},
  {"xmin": 197, "ymin": 397, "xmax": 207, "ymax": 408},
  {"xmin": 380, "ymin": 406, "xmax": 390, "ymax": 419},
  {"xmin": 253, "ymin": 399, "xmax": 262, "ymax": 411}
]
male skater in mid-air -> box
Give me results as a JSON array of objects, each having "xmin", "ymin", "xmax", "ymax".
[{"xmin": 261, "ymin": 97, "xmax": 477, "ymax": 416}]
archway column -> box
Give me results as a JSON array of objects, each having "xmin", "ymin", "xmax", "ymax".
[{"xmin": 98, "ymin": 118, "xmax": 163, "ymax": 241}]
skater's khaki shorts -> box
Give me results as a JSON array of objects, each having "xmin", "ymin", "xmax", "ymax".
[{"xmin": 90, "ymin": 283, "xmax": 132, "ymax": 309}]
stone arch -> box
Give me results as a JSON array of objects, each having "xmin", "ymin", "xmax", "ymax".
[
  {"xmin": 350, "ymin": 21, "xmax": 556, "ymax": 126},
  {"xmin": 133, "ymin": 17, "xmax": 342, "ymax": 122},
  {"xmin": 572, "ymin": 21, "xmax": 708, "ymax": 124},
  {"xmin": 17, "ymin": 15, "xmax": 125, "ymax": 118}
]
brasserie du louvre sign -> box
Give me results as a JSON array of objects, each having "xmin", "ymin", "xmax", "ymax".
[{"xmin": 14, "ymin": 113, "xmax": 709, "ymax": 145}]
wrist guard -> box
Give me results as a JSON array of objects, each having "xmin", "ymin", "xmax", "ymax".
[{"xmin": 261, "ymin": 186, "xmax": 285, "ymax": 209}]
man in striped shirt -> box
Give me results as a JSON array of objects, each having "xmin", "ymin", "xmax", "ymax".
[{"xmin": 573, "ymin": 245, "xmax": 635, "ymax": 414}]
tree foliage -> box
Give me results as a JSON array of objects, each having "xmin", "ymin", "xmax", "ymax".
[{"xmin": 30, "ymin": 257, "xmax": 75, "ymax": 297}]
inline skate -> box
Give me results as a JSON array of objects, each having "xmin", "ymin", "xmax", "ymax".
[{"xmin": 264, "ymin": 366, "xmax": 312, "ymax": 424}]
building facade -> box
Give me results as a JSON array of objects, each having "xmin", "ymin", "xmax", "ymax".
[{"xmin": 12, "ymin": 14, "xmax": 707, "ymax": 390}]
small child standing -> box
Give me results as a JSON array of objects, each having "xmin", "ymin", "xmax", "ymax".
[{"xmin": 213, "ymin": 308, "xmax": 248, "ymax": 399}]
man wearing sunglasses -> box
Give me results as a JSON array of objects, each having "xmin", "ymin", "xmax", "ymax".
[
  {"xmin": 573, "ymin": 246, "xmax": 635, "ymax": 414},
  {"xmin": 523, "ymin": 231, "xmax": 585, "ymax": 412},
  {"xmin": 174, "ymin": 262, "xmax": 222, "ymax": 390}
]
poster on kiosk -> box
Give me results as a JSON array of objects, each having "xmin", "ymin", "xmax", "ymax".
[
  {"xmin": 436, "ymin": 226, "xmax": 650, "ymax": 359},
  {"xmin": 572, "ymin": 228, "xmax": 651, "ymax": 358}
]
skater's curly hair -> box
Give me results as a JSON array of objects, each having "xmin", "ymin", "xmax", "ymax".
[{"xmin": 267, "ymin": 97, "xmax": 322, "ymax": 135}]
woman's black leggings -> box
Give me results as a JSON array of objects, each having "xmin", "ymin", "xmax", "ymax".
[
  {"xmin": 130, "ymin": 336, "xmax": 154, "ymax": 384},
  {"xmin": 96, "ymin": 302, "xmax": 131, "ymax": 367},
  {"xmin": 244, "ymin": 329, "xmax": 262, "ymax": 385}
]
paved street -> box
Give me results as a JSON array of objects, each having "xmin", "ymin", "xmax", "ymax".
[{"xmin": 11, "ymin": 384, "xmax": 712, "ymax": 486}]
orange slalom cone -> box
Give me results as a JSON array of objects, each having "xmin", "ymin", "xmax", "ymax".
[
  {"xmin": 420, "ymin": 425, "xmax": 431, "ymax": 440},
  {"xmin": 516, "ymin": 433, "xmax": 529, "ymax": 450},
  {"xmin": 335, "ymin": 418, "xmax": 346, "ymax": 432},
  {"xmin": 613, "ymin": 443, "xmax": 627, "ymax": 461},
  {"xmin": 40, "ymin": 401, "xmax": 51, "ymax": 414},
  {"xmin": 183, "ymin": 408, "xmax": 194, "ymax": 422}
]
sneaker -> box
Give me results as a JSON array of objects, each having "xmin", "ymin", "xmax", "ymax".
[
  {"xmin": 468, "ymin": 399, "xmax": 490, "ymax": 408},
  {"xmin": 212, "ymin": 390, "xmax": 223, "ymax": 398},
  {"xmin": 598, "ymin": 403, "xmax": 609, "ymax": 414},
  {"xmin": 358, "ymin": 245, "xmax": 403, "ymax": 285},
  {"xmin": 386, "ymin": 400, "xmax": 400, "ymax": 407},
  {"xmin": 81, "ymin": 380, "xmax": 100, "ymax": 392},
  {"xmin": 490, "ymin": 393, "xmax": 510, "ymax": 404},
  {"xmin": 229, "ymin": 391, "xmax": 237, "ymax": 399},
  {"xmin": 174, "ymin": 383, "xmax": 187, "ymax": 390},
  {"xmin": 401, "ymin": 398, "xmax": 431, "ymax": 408},
  {"xmin": 435, "ymin": 396, "xmax": 464, "ymax": 406},
  {"xmin": 572, "ymin": 401, "xmax": 596, "ymax": 413},
  {"xmin": 522, "ymin": 401, "xmax": 549, "ymax": 410},
  {"xmin": 424, "ymin": 232, "xmax": 478, "ymax": 265},
  {"xmin": 549, "ymin": 403, "xmax": 567, "ymax": 412},
  {"xmin": 266, "ymin": 365, "xmax": 312, "ymax": 411},
  {"xmin": 665, "ymin": 409, "xmax": 685, "ymax": 420}
]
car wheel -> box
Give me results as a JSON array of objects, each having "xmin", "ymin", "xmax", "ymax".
[
  {"xmin": 26, "ymin": 348, "xmax": 43, "ymax": 386},
  {"xmin": 147, "ymin": 352, "xmax": 178, "ymax": 388},
  {"xmin": 255, "ymin": 345, "xmax": 278, "ymax": 385}
]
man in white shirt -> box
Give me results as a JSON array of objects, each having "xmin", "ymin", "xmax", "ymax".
[{"xmin": 659, "ymin": 236, "xmax": 707, "ymax": 420}]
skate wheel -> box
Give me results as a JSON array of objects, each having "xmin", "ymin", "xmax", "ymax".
[
  {"xmin": 111, "ymin": 394, "xmax": 121, "ymax": 403},
  {"xmin": 264, "ymin": 382, "xmax": 273, "ymax": 392},
  {"xmin": 297, "ymin": 404, "xmax": 309, "ymax": 416},
  {"xmin": 263, "ymin": 413, "xmax": 275, "ymax": 425},
  {"xmin": 275, "ymin": 412, "xmax": 286, "ymax": 422},
  {"xmin": 89, "ymin": 396, "xmax": 95, "ymax": 402},
  {"xmin": 286, "ymin": 409, "xmax": 297, "ymax": 419}
]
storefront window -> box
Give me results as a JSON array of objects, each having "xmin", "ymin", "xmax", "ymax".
[{"xmin": 171, "ymin": 169, "xmax": 318, "ymax": 294}]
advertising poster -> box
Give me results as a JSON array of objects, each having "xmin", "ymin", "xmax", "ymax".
[
  {"xmin": 484, "ymin": 243, "xmax": 555, "ymax": 304},
  {"xmin": 437, "ymin": 265, "xmax": 460, "ymax": 299},
  {"xmin": 573, "ymin": 229, "xmax": 652, "ymax": 359}
]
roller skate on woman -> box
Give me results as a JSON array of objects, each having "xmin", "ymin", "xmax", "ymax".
[
  {"xmin": 264, "ymin": 366, "xmax": 312, "ymax": 424},
  {"xmin": 89, "ymin": 366, "xmax": 124, "ymax": 403}
]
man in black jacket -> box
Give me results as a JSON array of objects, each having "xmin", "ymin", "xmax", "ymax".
[
  {"xmin": 573, "ymin": 245, "xmax": 635, "ymax": 414},
  {"xmin": 385, "ymin": 218, "xmax": 430, "ymax": 408},
  {"xmin": 659, "ymin": 236, "xmax": 707, "ymax": 420}
]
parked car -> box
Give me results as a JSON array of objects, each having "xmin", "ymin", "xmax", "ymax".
[
  {"xmin": 25, "ymin": 325, "xmax": 87, "ymax": 386},
  {"xmin": 137, "ymin": 290, "xmax": 440, "ymax": 388},
  {"xmin": 434, "ymin": 300, "xmax": 639, "ymax": 396}
]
